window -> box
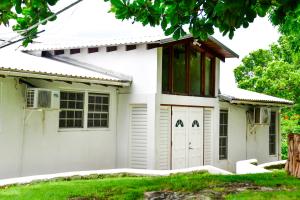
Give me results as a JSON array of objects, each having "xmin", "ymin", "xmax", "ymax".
[
  {"xmin": 59, "ymin": 91, "xmax": 110, "ymax": 129},
  {"xmin": 88, "ymin": 93, "xmax": 109, "ymax": 128},
  {"xmin": 205, "ymin": 57, "xmax": 212, "ymax": 96},
  {"xmin": 162, "ymin": 47, "xmax": 171, "ymax": 93},
  {"xmin": 59, "ymin": 92, "xmax": 84, "ymax": 128},
  {"xmin": 269, "ymin": 111, "xmax": 277, "ymax": 155},
  {"xmin": 219, "ymin": 110, "xmax": 228, "ymax": 160},
  {"xmin": 173, "ymin": 44, "xmax": 186, "ymax": 94},
  {"xmin": 190, "ymin": 48, "xmax": 201, "ymax": 96},
  {"xmin": 161, "ymin": 40, "xmax": 215, "ymax": 97}
]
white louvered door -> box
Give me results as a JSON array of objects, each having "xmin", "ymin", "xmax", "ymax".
[{"xmin": 129, "ymin": 105, "xmax": 148, "ymax": 169}]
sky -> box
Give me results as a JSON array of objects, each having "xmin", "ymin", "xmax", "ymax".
[{"xmin": 0, "ymin": 0, "xmax": 280, "ymax": 91}]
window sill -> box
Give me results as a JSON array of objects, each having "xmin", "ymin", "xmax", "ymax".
[
  {"xmin": 58, "ymin": 128, "xmax": 110, "ymax": 133},
  {"xmin": 162, "ymin": 92, "xmax": 216, "ymax": 98},
  {"xmin": 268, "ymin": 154, "xmax": 277, "ymax": 157}
]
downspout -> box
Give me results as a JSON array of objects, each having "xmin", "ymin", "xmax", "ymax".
[{"xmin": 115, "ymin": 88, "xmax": 119, "ymax": 168}]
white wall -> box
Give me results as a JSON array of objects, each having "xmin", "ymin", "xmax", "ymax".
[
  {"xmin": 66, "ymin": 45, "xmax": 159, "ymax": 170},
  {"xmin": 0, "ymin": 78, "xmax": 25, "ymax": 178},
  {"xmin": 65, "ymin": 45, "xmax": 158, "ymax": 94},
  {"xmin": 0, "ymin": 78, "xmax": 118, "ymax": 178},
  {"xmin": 215, "ymin": 102, "xmax": 280, "ymax": 172}
]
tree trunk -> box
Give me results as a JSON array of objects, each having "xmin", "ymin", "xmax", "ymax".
[{"xmin": 285, "ymin": 133, "xmax": 300, "ymax": 177}]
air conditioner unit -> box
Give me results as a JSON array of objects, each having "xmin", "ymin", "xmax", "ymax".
[
  {"xmin": 26, "ymin": 88, "xmax": 60, "ymax": 110},
  {"xmin": 254, "ymin": 107, "xmax": 271, "ymax": 125}
]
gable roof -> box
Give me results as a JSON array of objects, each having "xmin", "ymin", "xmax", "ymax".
[
  {"xmin": 219, "ymin": 88, "xmax": 293, "ymax": 106},
  {"xmin": 0, "ymin": 50, "xmax": 131, "ymax": 86},
  {"xmin": 23, "ymin": 35, "xmax": 239, "ymax": 61}
]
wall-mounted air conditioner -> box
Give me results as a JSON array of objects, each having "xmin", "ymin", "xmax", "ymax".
[
  {"xmin": 26, "ymin": 88, "xmax": 60, "ymax": 110},
  {"xmin": 254, "ymin": 107, "xmax": 271, "ymax": 125}
]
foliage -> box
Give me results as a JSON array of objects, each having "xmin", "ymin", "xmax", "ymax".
[
  {"xmin": 105, "ymin": 0, "xmax": 299, "ymax": 40},
  {"xmin": 272, "ymin": 3, "xmax": 300, "ymax": 52},
  {"xmin": 0, "ymin": 0, "xmax": 58, "ymax": 46},
  {"xmin": 234, "ymin": 35, "xmax": 300, "ymax": 159},
  {"xmin": 0, "ymin": 1, "xmax": 300, "ymax": 45},
  {"xmin": 0, "ymin": 171, "xmax": 299, "ymax": 199}
]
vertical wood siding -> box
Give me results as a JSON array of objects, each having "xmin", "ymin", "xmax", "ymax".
[{"xmin": 129, "ymin": 105, "xmax": 148, "ymax": 169}]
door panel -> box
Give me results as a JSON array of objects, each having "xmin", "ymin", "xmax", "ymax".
[
  {"xmin": 172, "ymin": 107, "xmax": 188, "ymax": 169},
  {"xmin": 188, "ymin": 108, "xmax": 203, "ymax": 167},
  {"xmin": 171, "ymin": 107, "xmax": 203, "ymax": 169}
]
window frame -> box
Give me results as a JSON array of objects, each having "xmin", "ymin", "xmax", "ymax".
[
  {"xmin": 161, "ymin": 39, "xmax": 216, "ymax": 97},
  {"xmin": 59, "ymin": 91, "xmax": 85, "ymax": 129},
  {"xmin": 219, "ymin": 109, "xmax": 228, "ymax": 160},
  {"xmin": 58, "ymin": 90, "xmax": 111, "ymax": 132},
  {"xmin": 87, "ymin": 93, "xmax": 110, "ymax": 128},
  {"xmin": 269, "ymin": 111, "xmax": 277, "ymax": 156}
]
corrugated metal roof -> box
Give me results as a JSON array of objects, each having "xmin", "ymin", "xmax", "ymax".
[
  {"xmin": 22, "ymin": 35, "xmax": 167, "ymax": 51},
  {"xmin": 219, "ymin": 88, "xmax": 293, "ymax": 106},
  {"xmin": 22, "ymin": 35, "xmax": 239, "ymax": 59},
  {"xmin": 0, "ymin": 50, "xmax": 131, "ymax": 86}
]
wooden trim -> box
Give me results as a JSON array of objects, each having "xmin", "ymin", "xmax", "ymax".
[
  {"xmin": 185, "ymin": 43, "xmax": 190, "ymax": 94},
  {"xmin": 162, "ymin": 38, "xmax": 193, "ymax": 48},
  {"xmin": 88, "ymin": 47, "xmax": 99, "ymax": 53},
  {"xmin": 211, "ymin": 57, "xmax": 216, "ymax": 97},
  {"xmin": 170, "ymin": 46, "xmax": 174, "ymax": 93},
  {"xmin": 201, "ymin": 52, "xmax": 206, "ymax": 96},
  {"xmin": 54, "ymin": 49, "xmax": 64, "ymax": 55},
  {"xmin": 162, "ymin": 40, "xmax": 217, "ymax": 97},
  {"xmin": 106, "ymin": 46, "xmax": 117, "ymax": 52},
  {"xmin": 125, "ymin": 45, "xmax": 136, "ymax": 51},
  {"xmin": 70, "ymin": 48, "xmax": 80, "ymax": 54},
  {"xmin": 147, "ymin": 43, "xmax": 160, "ymax": 49},
  {"xmin": 200, "ymin": 43, "xmax": 225, "ymax": 62}
]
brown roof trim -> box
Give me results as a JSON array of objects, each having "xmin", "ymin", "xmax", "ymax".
[{"xmin": 149, "ymin": 35, "xmax": 238, "ymax": 61}]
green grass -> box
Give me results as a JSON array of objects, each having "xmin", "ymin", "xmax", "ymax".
[{"xmin": 0, "ymin": 170, "xmax": 299, "ymax": 200}]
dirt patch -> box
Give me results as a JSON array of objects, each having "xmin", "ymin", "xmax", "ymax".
[
  {"xmin": 69, "ymin": 197, "xmax": 100, "ymax": 200},
  {"xmin": 145, "ymin": 182, "xmax": 282, "ymax": 200}
]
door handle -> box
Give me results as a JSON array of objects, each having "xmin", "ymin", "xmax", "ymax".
[{"xmin": 189, "ymin": 142, "xmax": 193, "ymax": 150}]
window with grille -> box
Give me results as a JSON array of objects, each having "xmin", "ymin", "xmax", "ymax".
[
  {"xmin": 219, "ymin": 110, "xmax": 228, "ymax": 160},
  {"xmin": 269, "ymin": 111, "xmax": 277, "ymax": 155},
  {"xmin": 88, "ymin": 93, "xmax": 109, "ymax": 128},
  {"xmin": 26, "ymin": 89, "xmax": 35, "ymax": 108},
  {"xmin": 59, "ymin": 92, "xmax": 84, "ymax": 128}
]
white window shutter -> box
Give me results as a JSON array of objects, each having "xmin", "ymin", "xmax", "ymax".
[
  {"xmin": 129, "ymin": 105, "xmax": 148, "ymax": 169},
  {"xmin": 157, "ymin": 106, "xmax": 171, "ymax": 170},
  {"xmin": 204, "ymin": 108, "xmax": 213, "ymax": 165}
]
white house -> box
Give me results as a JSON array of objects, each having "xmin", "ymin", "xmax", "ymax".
[{"xmin": 0, "ymin": 32, "xmax": 293, "ymax": 179}]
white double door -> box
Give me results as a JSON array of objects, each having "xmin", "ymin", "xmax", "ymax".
[{"xmin": 172, "ymin": 107, "xmax": 204, "ymax": 169}]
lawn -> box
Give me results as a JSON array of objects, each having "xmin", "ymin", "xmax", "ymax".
[{"xmin": 0, "ymin": 170, "xmax": 299, "ymax": 200}]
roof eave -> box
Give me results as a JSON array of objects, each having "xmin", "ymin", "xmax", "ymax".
[
  {"xmin": 207, "ymin": 36, "xmax": 239, "ymax": 58},
  {"xmin": 0, "ymin": 70, "xmax": 131, "ymax": 87},
  {"xmin": 152, "ymin": 34, "xmax": 239, "ymax": 59},
  {"xmin": 220, "ymin": 98, "xmax": 293, "ymax": 107}
]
